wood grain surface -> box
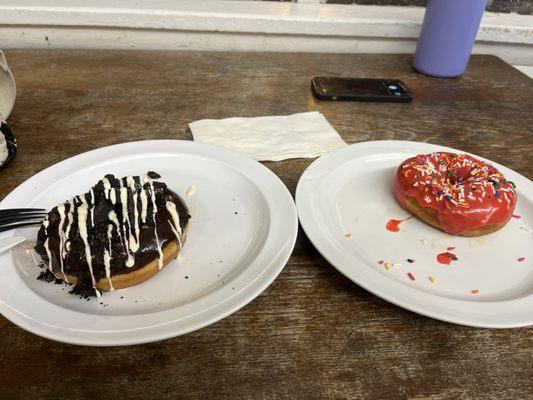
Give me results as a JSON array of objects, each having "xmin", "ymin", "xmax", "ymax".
[{"xmin": 0, "ymin": 50, "xmax": 532, "ymax": 400}]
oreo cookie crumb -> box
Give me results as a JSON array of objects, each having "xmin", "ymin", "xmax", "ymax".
[
  {"xmin": 37, "ymin": 270, "xmax": 56, "ymax": 283},
  {"xmin": 147, "ymin": 171, "xmax": 161, "ymax": 179},
  {"xmin": 69, "ymin": 284, "xmax": 99, "ymax": 299},
  {"xmin": 37, "ymin": 270, "xmax": 63, "ymax": 284}
]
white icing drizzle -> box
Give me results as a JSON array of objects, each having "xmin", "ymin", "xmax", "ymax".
[
  {"xmin": 119, "ymin": 186, "xmax": 135, "ymax": 267},
  {"xmin": 126, "ymin": 176, "xmax": 136, "ymax": 188},
  {"xmin": 44, "ymin": 238, "xmax": 53, "ymax": 272},
  {"xmin": 41, "ymin": 217, "xmax": 53, "ymax": 272},
  {"xmin": 107, "ymin": 224, "xmax": 114, "ymax": 256},
  {"xmin": 140, "ymin": 186, "xmax": 148, "ymax": 223},
  {"xmin": 103, "ymin": 249, "xmax": 114, "ymax": 291},
  {"xmin": 64, "ymin": 200, "xmax": 74, "ymax": 243},
  {"xmin": 185, "ymin": 184, "xmax": 196, "ymax": 196},
  {"xmin": 102, "ymin": 177, "xmax": 111, "ymax": 199},
  {"xmin": 167, "ymin": 220, "xmax": 182, "ymax": 251},
  {"xmin": 61, "ymin": 201, "xmax": 75, "ymax": 281},
  {"xmin": 132, "ymin": 190, "xmax": 140, "ymax": 248},
  {"xmin": 108, "ymin": 210, "xmax": 123, "ymax": 247},
  {"xmin": 148, "ymin": 179, "xmax": 163, "ymax": 269},
  {"xmin": 127, "ymin": 176, "xmax": 141, "ymax": 250},
  {"xmin": 165, "ymin": 200, "xmax": 182, "ymax": 237},
  {"xmin": 109, "ymin": 188, "xmax": 116, "ymax": 205},
  {"xmin": 77, "ymin": 201, "xmax": 96, "ymax": 288},
  {"xmin": 56, "ymin": 203, "xmax": 69, "ymax": 283},
  {"xmin": 89, "ymin": 188, "xmax": 95, "ymax": 227},
  {"xmin": 166, "ymin": 200, "xmax": 183, "ymax": 251}
]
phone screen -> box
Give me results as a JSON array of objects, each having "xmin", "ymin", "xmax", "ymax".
[
  {"xmin": 315, "ymin": 77, "xmax": 388, "ymax": 96},
  {"xmin": 312, "ymin": 77, "xmax": 411, "ymax": 102}
]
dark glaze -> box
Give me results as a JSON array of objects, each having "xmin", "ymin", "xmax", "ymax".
[
  {"xmin": 34, "ymin": 173, "xmax": 190, "ymax": 289},
  {"xmin": 394, "ymin": 152, "xmax": 517, "ymax": 235}
]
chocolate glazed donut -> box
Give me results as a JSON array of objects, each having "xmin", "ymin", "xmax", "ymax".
[{"xmin": 34, "ymin": 173, "xmax": 191, "ymax": 295}]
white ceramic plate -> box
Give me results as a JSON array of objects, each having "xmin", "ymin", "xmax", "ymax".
[
  {"xmin": 0, "ymin": 140, "xmax": 298, "ymax": 345},
  {"xmin": 296, "ymin": 140, "xmax": 533, "ymax": 328}
]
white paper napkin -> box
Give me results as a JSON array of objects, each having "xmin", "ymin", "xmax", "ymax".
[{"xmin": 189, "ymin": 111, "xmax": 347, "ymax": 161}]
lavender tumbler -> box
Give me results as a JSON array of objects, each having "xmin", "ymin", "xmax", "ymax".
[{"xmin": 413, "ymin": 0, "xmax": 487, "ymax": 78}]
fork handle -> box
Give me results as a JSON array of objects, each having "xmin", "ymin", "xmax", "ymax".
[
  {"xmin": 0, "ymin": 236, "xmax": 26, "ymax": 254},
  {"xmin": 0, "ymin": 221, "xmax": 42, "ymax": 233}
]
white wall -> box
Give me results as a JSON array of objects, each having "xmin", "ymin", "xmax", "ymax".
[{"xmin": 1, "ymin": 0, "xmax": 532, "ymax": 66}]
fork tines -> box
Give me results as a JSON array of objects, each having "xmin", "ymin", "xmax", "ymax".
[
  {"xmin": 0, "ymin": 208, "xmax": 46, "ymax": 216},
  {"xmin": 0, "ymin": 208, "xmax": 47, "ymax": 233}
]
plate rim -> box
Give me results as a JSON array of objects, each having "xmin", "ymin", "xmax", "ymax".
[
  {"xmin": 0, "ymin": 139, "xmax": 298, "ymax": 345},
  {"xmin": 296, "ymin": 140, "xmax": 533, "ymax": 328}
]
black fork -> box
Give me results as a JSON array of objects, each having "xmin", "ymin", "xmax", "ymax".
[{"xmin": 0, "ymin": 208, "xmax": 47, "ymax": 233}]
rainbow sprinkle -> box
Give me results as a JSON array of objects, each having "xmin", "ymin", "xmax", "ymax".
[
  {"xmin": 518, "ymin": 257, "xmax": 525, "ymax": 262},
  {"xmin": 407, "ymin": 272, "xmax": 415, "ymax": 281},
  {"xmin": 471, "ymin": 289, "xmax": 480, "ymax": 295},
  {"xmin": 428, "ymin": 276, "xmax": 436, "ymax": 284},
  {"xmin": 400, "ymin": 153, "xmax": 516, "ymax": 209},
  {"xmin": 344, "ymin": 233, "xmax": 352, "ymax": 238}
]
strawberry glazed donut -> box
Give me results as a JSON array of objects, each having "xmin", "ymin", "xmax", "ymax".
[{"xmin": 394, "ymin": 152, "xmax": 517, "ymax": 237}]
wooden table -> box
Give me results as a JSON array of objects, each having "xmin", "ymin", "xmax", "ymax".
[{"xmin": 1, "ymin": 50, "xmax": 532, "ymax": 399}]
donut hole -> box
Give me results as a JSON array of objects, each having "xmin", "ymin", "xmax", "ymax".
[
  {"xmin": 446, "ymin": 174, "xmax": 459, "ymax": 185},
  {"xmin": 444, "ymin": 166, "xmax": 473, "ymax": 185}
]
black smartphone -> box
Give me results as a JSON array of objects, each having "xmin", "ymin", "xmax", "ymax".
[{"xmin": 311, "ymin": 76, "xmax": 412, "ymax": 102}]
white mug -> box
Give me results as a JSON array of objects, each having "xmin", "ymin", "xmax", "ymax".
[{"xmin": 0, "ymin": 50, "xmax": 16, "ymax": 121}]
